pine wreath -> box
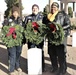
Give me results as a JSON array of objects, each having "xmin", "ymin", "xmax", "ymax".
[
  {"xmin": 24, "ymin": 21, "xmax": 46, "ymax": 45},
  {"xmin": 43, "ymin": 22, "xmax": 64, "ymax": 45},
  {"xmin": 1, "ymin": 23, "xmax": 24, "ymax": 47}
]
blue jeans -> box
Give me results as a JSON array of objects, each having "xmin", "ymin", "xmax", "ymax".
[{"xmin": 7, "ymin": 46, "xmax": 22, "ymax": 72}]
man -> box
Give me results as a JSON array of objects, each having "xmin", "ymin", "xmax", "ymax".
[
  {"xmin": 43, "ymin": 2, "xmax": 71, "ymax": 75},
  {"xmin": 23, "ymin": 4, "xmax": 45, "ymax": 72},
  {"xmin": 3, "ymin": 6, "xmax": 23, "ymax": 75}
]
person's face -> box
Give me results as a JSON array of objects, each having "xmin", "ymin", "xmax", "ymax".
[
  {"xmin": 12, "ymin": 11, "xmax": 19, "ymax": 18},
  {"xmin": 51, "ymin": 6, "xmax": 58, "ymax": 14},
  {"xmin": 32, "ymin": 6, "xmax": 39, "ymax": 15}
]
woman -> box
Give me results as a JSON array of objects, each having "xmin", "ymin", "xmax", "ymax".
[
  {"xmin": 23, "ymin": 4, "xmax": 45, "ymax": 72},
  {"xmin": 3, "ymin": 6, "xmax": 23, "ymax": 75},
  {"xmin": 43, "ymin": 2, "xmax": 71, "ymax": 75}
]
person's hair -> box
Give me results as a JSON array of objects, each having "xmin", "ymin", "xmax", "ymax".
[
  {"xmin": 51, "ymin": 2, "xmax": 59, "ymax": 8},
  {"xmin": 32, "ymin": 4, "xmax": 39, "ymax": 9},
  {"xmin": 12, "ymin": 6, "xmax": 19, "ymax": 14}
]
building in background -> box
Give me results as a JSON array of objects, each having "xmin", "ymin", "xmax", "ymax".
[
  {"xmin": 49, "ymin": 0, "xmax": 76, "ymax": 18},
  {"xmin": 59, "ymin": 0, "xmax": 76, "ymax": 18}
]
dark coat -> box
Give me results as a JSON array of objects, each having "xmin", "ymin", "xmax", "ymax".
[
  {"xmin": 23, "ymin": 12, "xmax": 44, "ymax": 47},
  {"xmin": 23, "ymin": 12, "xmax": 43, "ymax": 28},
  {"xmin": 3, "ymin": 16, "xmax": 22, "ymax": 26},
  {"xmin": 42, "ymin": 11, "xmax": 71, "ymax": 37}
]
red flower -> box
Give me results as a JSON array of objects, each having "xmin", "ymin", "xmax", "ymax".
[
  {"xmin": 50, "ymin": 24, "xmax": 56, "ymax": 32},
  {"xmin": 6, "ymin": 27, "xmax": 15, "ymax": 36},
  {"xmin": 32, "ymin": 22, "xmax": 39, "ymax": 29}
]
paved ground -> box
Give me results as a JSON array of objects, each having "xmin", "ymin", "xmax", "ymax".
[{"xmin": 0, "ymin": 30, "xmax": 76, "ymax": 75}]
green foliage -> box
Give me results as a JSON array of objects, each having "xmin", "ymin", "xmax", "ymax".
[
  {"xmin": 43, "ymin": 22, "xmax": 64, "ymax": 45},
  {"xmin": 5, "ymin": 0, "xmax": 19, "ymax": 8},
  {"xmin": 4, "ymin": 0, "xmax": 23, "ymax": 17},
  {"xmin": 24, "ymin": 21, "xmax": 46, "ymax": 45},
  {"xmin": 1, "ymin": 24, "xmax": 24, "ymax": 47},
  {"xmin": 43, "ymin": 4, "xmax": 49, "ymax": 15},
  {"xmin": 68, "ymin": 7, "xmax": 73, "ymax": 18},
  {"xmin": 5, "ymin": 8, "xmax": 10, "ymax": 18}
]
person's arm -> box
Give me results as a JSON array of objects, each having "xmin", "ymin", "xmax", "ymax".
[
  {"xmin": 63, "ymin": 13, "xmax": 71, "ymax": 36},
  {"xmin": 17, "ymin": 17, "xmax": 22, "ymax": 26},
  {"xmin": 23, "ymin": 15, "xmax": 33, "ymax": 28},
  {"xmin": 63, "ymin": 14, "xmax": 71, "ymax": 30}
]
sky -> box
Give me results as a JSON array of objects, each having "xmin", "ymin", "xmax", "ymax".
[
  {"xmin": 0, "ymin": 0, "xmax": 76, "ymax": 14},
  {"xmin": 22, "ymin": 0, "xmax": 59, "ymax": 14},
  {"xmin": 0, "ymin": 0, "xmax": 7, "ymax": 13}
]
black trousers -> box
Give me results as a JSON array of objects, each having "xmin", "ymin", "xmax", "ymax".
[
  {"xmin": 48, "ymin": 37, "xmax": 67, "ymax": 72},
  {"xmin": 28, "ymin": 41, "xmax": 45, "ymax": 70}
]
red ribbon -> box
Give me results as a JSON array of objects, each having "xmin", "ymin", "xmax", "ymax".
[
  {"xmin": 50, "ymin": 24, "xmax": 56, "ymax": 32},
  {"xmin": 12, "ymin": 33, "xmax": 17, "ymax": 39},
  {"xmin": 6, "ymin": 27, "xmax": 15, "ymax": 36},
  {"xmin": 32, "ymin": 22, "xmax": 39, "ymax": 29}
]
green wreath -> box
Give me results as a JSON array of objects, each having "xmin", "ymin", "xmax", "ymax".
[
  {"xmin": 24, "ymin": 21, "xmax": 45, "ymax": 45},
  {"xmin": 1, "ymin": 24, "xmax": 24, "ymax": 47},
  {"xmin": 43, "ymin": 22, "xmax": 64, "ymax": 45}
]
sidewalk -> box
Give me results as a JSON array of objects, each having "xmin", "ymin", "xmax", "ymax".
[{"xmin": 0, "ymin": 31, "xmax": 76, "ymax": 75}]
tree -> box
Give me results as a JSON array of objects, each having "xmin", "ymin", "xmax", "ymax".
[
  {"xmin": 68, "ymin": 7, "xmax": 73, "ymax": 18},
  {"xmin": 43, "ymin": 4, "xmax": 49, "ymax": 15},
  {"xmin": 5, "ymin": 0, "xmax": 19, "ymax": 8},
  {"xmin": 19, "ymin": 0, "xmax": 22, "ymax": 18},
  {"xmin": 4, "ymin": 0, "xmax": 23, "ymax": 18}
]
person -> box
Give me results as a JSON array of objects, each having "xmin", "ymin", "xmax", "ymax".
[
  {"xmin": 3, "ymin": 6, "xmax": 23, "ymax": 75},
  {"xmin": 23, "ymin": 4, "xmax": 45, "ymax": 72},
  {"xmin": 43, "ymin": 2, "xmax": 71, "ymax": 75}
]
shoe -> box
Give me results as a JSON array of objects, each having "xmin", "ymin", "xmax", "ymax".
[
  {"xmin": 56, "ymin": 71, "xmax": 66, "ymax": 75},
  {"xmin": 50, "ymin": 68, "xmax": 58, "ymax": 73},
  {"xmin": 62, "ymin": 69, "xmax": 66, "ymax": 74},
  {"xmin": 56, "ymin": 72, "xmax": 66, "ymax": 75},
  {"xmin": 9, "ymin": 72, "xmax": 15, "ymax": 75},
  {"xmin": 56, "ymin": 72, "xmax": 63, "ymax": 75},
  {"xmin": 16, "ymin": 68, "xmax": 22, "ymax": 72}
]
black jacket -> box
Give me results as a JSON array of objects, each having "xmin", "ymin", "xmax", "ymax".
[
  {"xmin": 23, "ymin": 12, "xmax": 43, "ymax": 28},
  {"xmin": 43, "ymin": 11, "xmax": 71, "ymax": 37},
  {"xmin": 3, "ymin": 16, "xmax": 22, "ymax": 26},
  {"xmin": 23, "ymin": 12, "xmax": 44, "ymax": 45}
]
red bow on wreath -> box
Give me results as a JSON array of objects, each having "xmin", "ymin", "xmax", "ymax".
[
  {"xmin": 32, "ymin": 22, "xmax": 40, "ymax": 32},
  {"xmin": 6, "ymin": 27, "xmax": 17, "ymax": 39},
  {"xmin": 50, "ymin": 23, "xmax": 56, "ymax": 32},
  {"xmin": 12, "ymin": 31, "xmax": 17, "ymax": 39}
]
